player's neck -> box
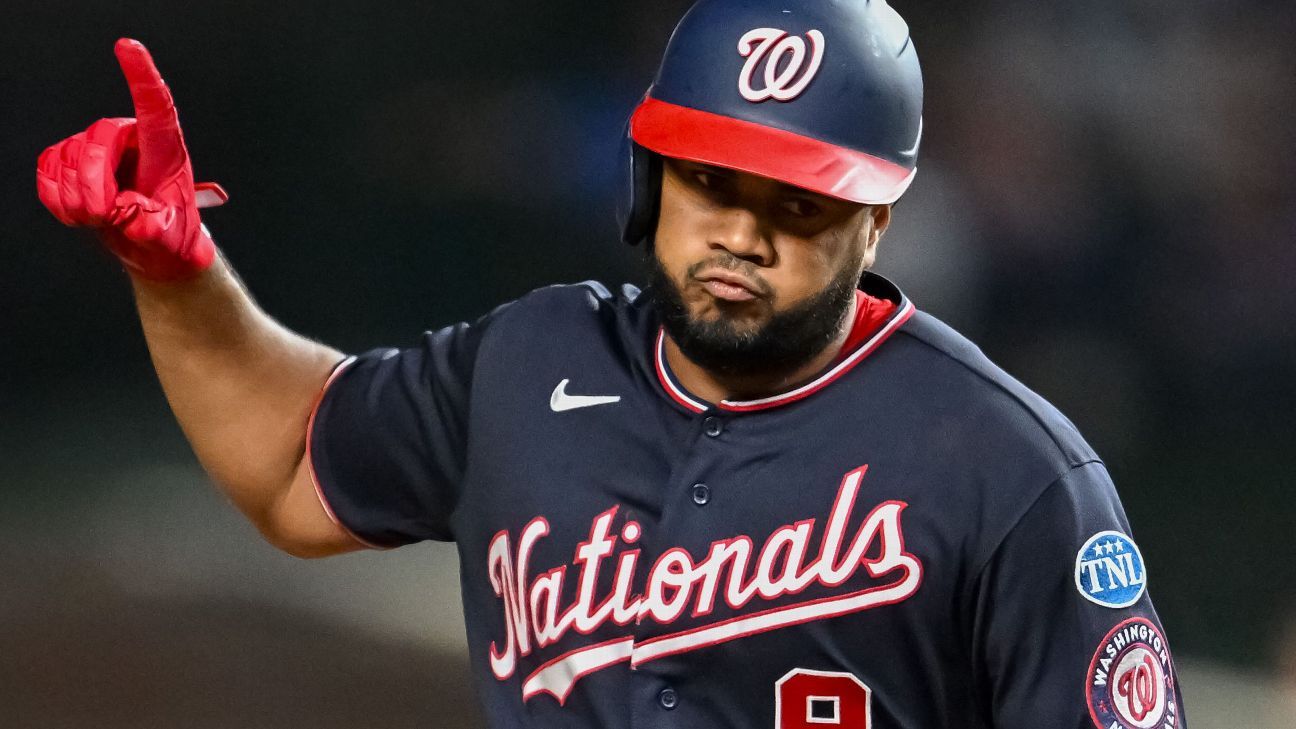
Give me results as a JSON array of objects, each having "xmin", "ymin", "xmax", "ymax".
[{"xmin": 663, "ymin": 295, "xmax": 858, "ymax": 406}]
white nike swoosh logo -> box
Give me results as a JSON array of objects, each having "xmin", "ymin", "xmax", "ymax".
[{"xmin": 550, "ymin": 379, "xmax": 621, "ymax": 412}]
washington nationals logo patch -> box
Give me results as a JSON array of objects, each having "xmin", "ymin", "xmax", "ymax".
[
  {"xmin": 1087, "ymin": 618, "xmax": 1179, "ymax": 729},
  {"xmin": 1075, "ymin": 530, "xmax": 1147, "ymax": 608},
  {"xmin": 737, "ymin": 28, "xmax": 825, "ymax": 102}
]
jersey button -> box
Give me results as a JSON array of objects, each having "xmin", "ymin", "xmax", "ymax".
[
  {"xmin": 658, "ymin": 687, "xmax": 679, "ymax": 710},
  {"xmin": 703, "ymin": 416, "xmax": 723, "ymax": 437},
  {"xmin": 691, "ymin": 483, "xmax": 711, "ymax": 506}
]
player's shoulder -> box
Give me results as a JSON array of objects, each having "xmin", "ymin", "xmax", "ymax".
[
  {"xmin": 489, "ymin": 280, "xmax": 646, "ymax": 329},
  {"xmin": 888, "ymin": 308, "xmax": 1098, "ymax": 470},
  {"xmin": 473, "ymin": 280, "xmax": 651, "ymax": 353},
  {"xmin": 509, "ymin": 280, "xmax": 643, "ymax": 315}
]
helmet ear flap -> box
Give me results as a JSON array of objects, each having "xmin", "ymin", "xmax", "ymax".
[{"xmin": 618, "ymin": 137, "xmax": 662, "ymax": 246}]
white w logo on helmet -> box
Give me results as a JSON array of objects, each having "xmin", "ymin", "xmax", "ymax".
[{"xmin": 736, "ymin": 27, "xmax": 826, "ymax": 102}]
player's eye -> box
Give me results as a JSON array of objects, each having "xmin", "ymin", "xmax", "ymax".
[
  {"xmin": 693, "ymin": 170, "xmax": 725, "ymax": 189},
  {"xmin": 780, "ymin": 197, "xmax": 822, "ymax": 218}
]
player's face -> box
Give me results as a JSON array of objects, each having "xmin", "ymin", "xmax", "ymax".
[{"xmin": 649, "ymin": 157, "xmax": 890, "ymax": 377}]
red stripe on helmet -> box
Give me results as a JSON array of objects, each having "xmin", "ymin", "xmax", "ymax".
[{"xmin": 630, "ymin": 97, "xmax": 915, "ymax": 205}]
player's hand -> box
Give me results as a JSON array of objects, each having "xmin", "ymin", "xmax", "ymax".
[{"xmin": 36, "ymin": 38, "xmax": 228, "ymax": 281}]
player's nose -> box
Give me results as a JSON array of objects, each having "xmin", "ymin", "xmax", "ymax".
[{"xmin": 707, "ymin": 206, "xmax": 773, "ymax": 266}]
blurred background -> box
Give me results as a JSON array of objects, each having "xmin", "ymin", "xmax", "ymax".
[{"xmin": 3, "ymin": 0, "xmax": 1293, "ymax": 726}]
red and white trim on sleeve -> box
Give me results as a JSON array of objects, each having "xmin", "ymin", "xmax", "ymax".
[
  {"xmin": 304, "ymin": 355, "xmax": 389, "ymax": 551},
  {"xmin": 654, "ymin": 291, "xmax": 914, "ymax": 414}
]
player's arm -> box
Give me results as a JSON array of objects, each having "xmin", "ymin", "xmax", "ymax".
[
  {"xmin": 128, "ymin": 255, "xmax": 361, "ymax": 557},
  {"xmin": 971, "ymin": 461, "xmax": 1187, "ymax": 728},
  {"xmin": 36, "ymin": 39, "xmax": 360, "ymax": 558}
]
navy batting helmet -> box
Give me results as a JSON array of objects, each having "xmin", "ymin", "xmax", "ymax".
[{"xmin": 618, "ymin": 0, "xmax": 923, "ymax": 245}]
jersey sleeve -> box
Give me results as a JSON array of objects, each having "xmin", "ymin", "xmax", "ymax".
[
  {"xmin": 971, "ymin": 461, "xmax": 1187, "ymax": 729},
  {"xmin": 307, "ymin": 307, "xmax": 503, "ymax": 548}
]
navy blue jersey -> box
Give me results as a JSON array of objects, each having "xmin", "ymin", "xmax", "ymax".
[{"xmin": 308, "ymin": 272, "xmax": 1186, "ymax": 729}]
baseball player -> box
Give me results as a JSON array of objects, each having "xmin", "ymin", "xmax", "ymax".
[{"xmin": 37, "ymin": 1, "xmax": 1187, "ymax": 727}]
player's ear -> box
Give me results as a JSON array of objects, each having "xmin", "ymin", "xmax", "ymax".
[
  {"xmin": 869, "ymin": 203, "xmax": 892, "ymax": 244},
  {"xmin": 857, "ymin": 204, "xmax": 891, "ymax": 270}
]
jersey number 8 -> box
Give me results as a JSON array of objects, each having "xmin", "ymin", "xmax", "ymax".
[{"xmin": 775, "ymin": 669, "xmax": 873, "ymax": 728}]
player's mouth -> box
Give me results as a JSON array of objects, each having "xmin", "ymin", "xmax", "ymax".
[{"xmin": 693, "ymin": 268, "xmax": 768, "ymax": 303}]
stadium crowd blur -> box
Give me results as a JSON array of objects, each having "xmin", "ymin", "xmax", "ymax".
[{"xmin": 2, "ymin": 0, "xmax": 1292, "ymax": 725}]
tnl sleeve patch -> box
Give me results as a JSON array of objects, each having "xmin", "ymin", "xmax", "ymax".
[
  {"xmin": 1086, "ymin": 617, "xmax": 1180, "ymax": 729},
  {"xmin": 1075, "ymin": 530, "xmax": 1147, "ymax": 608}
]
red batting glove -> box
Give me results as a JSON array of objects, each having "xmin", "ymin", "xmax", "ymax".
[{"xmin": 36, "ymin": 38, "xmax": 228, "ymax": 281}]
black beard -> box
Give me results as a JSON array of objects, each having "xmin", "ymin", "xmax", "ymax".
[{"xmin": 647, "ymin": 253, "xmax": 860, "ymax": 380}]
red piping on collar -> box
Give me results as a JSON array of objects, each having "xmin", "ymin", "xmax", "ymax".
[{"xmin": 654, "ymin": 294, "xmax": 914, "ymax": 414}]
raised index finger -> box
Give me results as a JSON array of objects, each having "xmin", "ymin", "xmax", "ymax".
[{"xmin": 113, "ymin": 38, "xmax": 185, "ymax": 181}]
